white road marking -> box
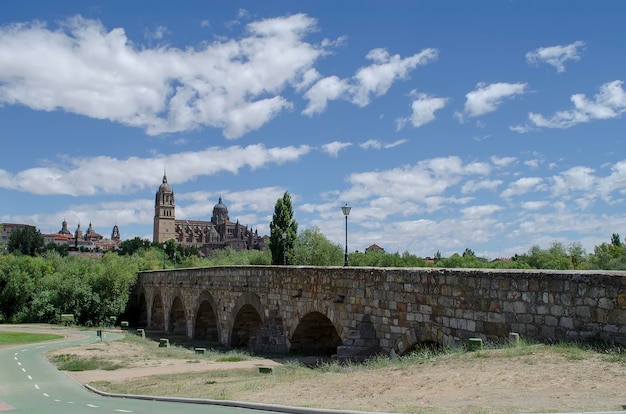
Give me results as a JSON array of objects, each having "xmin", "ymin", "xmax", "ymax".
[
  {"xmin": 14, "ymin": 356, "xmax": 18, "ymax": 360},
  {"xmin": 17, "ymin": 362, "xmax": 21, "ymax": 366},
  {"xmin": 115, "ymin": 410, "xmax": 133, "ymax": 412},
  {"xmin": 54, "ymin": 399, "xmax": 60, "ymax": 402},
  {"xmin": 14, "ymin": 352, "xmax": 18, "ymax": 356},
  {"xmin": 27, "ymin": 375, "xmax": 32, "ymax": 380},
  {"xmin": 43, "ymin": 393, "xmax": 49, "ymax": 397},
  {"xmin": 34, "ymin": 384, "xmax": 40, "ymax": 389},
  {"xmin": 21, "ymin": 368, "xmax": 26, "ymax": 372},
  {"xmin": 87, "ymin": 403, "xmax": 98, "ymax": 408},
  {"xmin": 68, "ymin": 401, "xmax": 75, "ymax": 404},
  {"xmin": 35, "ymin": 345, "xmax": 45, "ymax": 349},
  {"xmin": 21, "ymin": 349, "xmax": 28, "ymax": 352}
]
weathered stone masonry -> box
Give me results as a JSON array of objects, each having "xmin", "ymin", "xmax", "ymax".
[{"xmin": 137, "ymin": 266, "xmax": 626, "ymax": 358}]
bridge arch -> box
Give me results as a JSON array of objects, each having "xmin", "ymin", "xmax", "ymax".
[
  {"xmin": 194, "ymin": 290, "xmax": 220, "ymax": 342},
  {"xmin": 289, "ymin": 311, "xmax": 343, "ymax": 356},
  {"xmin": 150, "ymin": 292, "xmax": 165, "ymax": 331},
  {"xmin": 229, "ymin": 292, "xmax": 265, "ymax": 348},
  {"xmin": 168, "ymin": 291, "xmax": 187, "ymax": 335}
]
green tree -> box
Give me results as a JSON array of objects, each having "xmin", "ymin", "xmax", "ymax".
[
  {"xmin": 269, "ymin": 192, "xmax": 298, "ymax": 265},
  {"xmin": 517, "ymin": 242, "xmax": 572, "ymax": 269},
  {"xmin": 290, "ymin": 227, "xmax": 343, "ymax": 266},
  {"xmin": 611, "ymin": 233, "xmax": 622, "ymax": 247},
  {"xmin": 590, "ymin": 238, "xmax": 626, "ymax": 270},
  {"xmin": 462, "ymin": 248, "xmax": 475, "ymax": 257},
  {"xmin": 118, "ymin": 237, "xmax": 152, "ymax": 256},
  {"xmin": 567, "ymin": 242, "xmax": 588, "ymax": 269},
  {"xmin": 8, "ymin": 226, "xmax": 44, "ymax": 256}
]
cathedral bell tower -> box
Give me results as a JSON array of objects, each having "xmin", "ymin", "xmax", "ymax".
[{"xmin": 153, "ymin": 172, "xmax": 176, "ymax": 243}]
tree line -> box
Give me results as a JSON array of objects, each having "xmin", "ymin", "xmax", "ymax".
[{"xmin": 1, "ymin": 192, "xmax": 624, "ymax": 325}]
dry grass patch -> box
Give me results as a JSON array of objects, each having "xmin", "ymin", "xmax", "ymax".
[{"xmin": 54, "ymin": 336, "xmax": 626, "ymax": 414}]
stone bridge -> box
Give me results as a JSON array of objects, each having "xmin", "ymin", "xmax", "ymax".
[{"xmin": 136, "ymin": 266, "xmax": 626, "ymax": 358}]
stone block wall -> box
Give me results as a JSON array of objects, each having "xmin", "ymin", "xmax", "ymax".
[{"xmin": 138, "ymin": 266, "xmax": 626, "ymax": 356}]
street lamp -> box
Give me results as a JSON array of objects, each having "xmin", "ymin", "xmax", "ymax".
[
  {"xmin": 341, "ymin": 204, "xmax": 351, "ymax": 266},
  {"xmin": 282, "ymin": 232, "xmax": 287, "ymax": 265}
]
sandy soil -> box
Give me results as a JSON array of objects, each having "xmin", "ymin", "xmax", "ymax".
[{"xmin": 46, "ymin": 338, "xmax": 626, "ymax": 414}]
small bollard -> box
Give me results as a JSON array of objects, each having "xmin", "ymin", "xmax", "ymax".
[
  {"xmin": 194, "ymin": 347, "xmax": 206, "ymax": 355},
  {"xmin": 258, "ymin": 367, "xmax": 273, "ymax": 374},
  {"xmin": 468, "ymin": 338, "xmax": 483, "ymax": 352},
  {"xmin": 509, "ymin": 332, "xmax": 520, "ymax": 347},
  {"xmin": 136, "ymin": 328, "xmax": 145, "ymax": 339},
  {"xmin": 159, "ymin": 338, "xmax": 170, "ymax": 348}
]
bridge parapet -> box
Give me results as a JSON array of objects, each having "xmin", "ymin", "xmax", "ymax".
[{"xmin": 137, "ymin": 266, "xmax": 626, "ymax": 358}]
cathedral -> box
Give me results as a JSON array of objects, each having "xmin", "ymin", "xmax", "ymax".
[{"xmin": 152, "ymin": 173, "xmax": 266, "ymax": 255}]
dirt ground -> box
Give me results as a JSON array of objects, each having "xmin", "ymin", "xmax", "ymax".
[{"xmin": 47, "ymin": 337, "xmax": 626, "ymax": 414}]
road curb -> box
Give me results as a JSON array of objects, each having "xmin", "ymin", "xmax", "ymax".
[{"xmin": 84, "ymin": 383, "xmax": 392, "ymax": 414}]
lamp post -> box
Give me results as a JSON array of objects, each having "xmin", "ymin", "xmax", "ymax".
[
  {"xmin": 341, "ymin": 204, "xmax": 351, "ymax": 266},
  {"xmin": 282, "ymin": 232, "xmax": 287, "ymax": 265},
  {"xmin": 163, "ymin": 243, "xmax": 167, "ymax": 269}
]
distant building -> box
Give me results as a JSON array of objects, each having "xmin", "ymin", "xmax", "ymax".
[
  {"xmin": 42, "ymin": 219, "xmax": 121, "ymax": 252},
  {"xmin": 153, "ymin": 173, "xmax": 266, "ymax": 255},
  {"xmin": 365, "ymin": 244, "xmax": 385, "ymax": 254},
  {"xmin": 1, "ymin": 223, "xmax": 36, "ymax": 248}
]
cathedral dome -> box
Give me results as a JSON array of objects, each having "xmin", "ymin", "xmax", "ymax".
[
  {"xmin": 159, "ymin": 174, "xmax": 171, "ymax": 192},
  {"xmin": 213, "ymin": 196, "xmax": 228, "ymax": 212}
]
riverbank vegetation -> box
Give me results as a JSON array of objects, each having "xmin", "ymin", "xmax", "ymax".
[{"xmin": 1, "ymin": 231, "xmax": 625, "ymax": 325}]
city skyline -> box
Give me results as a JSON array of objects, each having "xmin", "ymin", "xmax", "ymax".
[{"xmin": 1, "ymin": 1, "xmax": 626, "ymax": 259}]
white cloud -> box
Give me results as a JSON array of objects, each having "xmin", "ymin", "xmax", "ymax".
[
  {"xmin": 499, "ymin": 177, "xmax": 544, "ymax": 198},
  {"xmin": 490, "ymin": 156, "xmax": 517, "ymax": 167},
  {"xmin": 551, "ymin": 166, "xmax": 596, "ymax": 196},
  {"xmin": 359, "ymin": 139, "xmax": 408, "ymax": 150},
  {"xmin": 460, "ymin": 204, "xmax": 503, "ymax": 219},
  {"xmin": 509, "ymin": 124, "xmax": 535, "ymax": 134},
  {"xmin": 0, "ymin": 144, "xmax": 311, "ymax": 196},
  {"xmin": 396, "ymin": 91, "xmax": 448, "ymax": 130},
  {"xmin": 458, "ymin": 82, "xmax": 527, "ymax": 120},
  {"xmin": 520, "ymin": 201, "xmax": 549, "ymax": 210},
  {"xmin": 350, "ymin": 48, "xmax": 438, "ymax": 107},
  {"xmin": 0, "ymin": 14, "xmax": 328, "ymax": 138},
  {"xmin": 322, "ymin": 141, "xmax": 352, "ymax": 157},
  {"xmin": 343, "ymin": 156, "xmax": 490, "ymax": 217},
  {"xmin": 144, "ymin": 25, "xmax": 170, "ymax": 40},
  {"xmin": 461, "ymin": 179, "xmax": 503, "ymax": 194},
  {"xmin": 528, "ymin": 80, "xmax": 626, "ymax": 129},
  {"xmin": 524, "ymin": 159, "xmax": 540, "ymax": 168},
  {"xmin": 303, "ymin": 48, "xmax": 438, "ymax": 115},
  {"xmin": 525, "ymin": 41, "xmax": 585, "ymax": 73},
  {"xmin": 302, "ymin": 76, "xmax": 349, "ymax": 115}
]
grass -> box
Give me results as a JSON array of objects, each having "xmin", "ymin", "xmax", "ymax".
[
  {"xmin": 50, "ymin": 354, "xmax": 124, "ymax": 371},
  {"xmin": 67, "ymin": 334, "xmax": 626, "ymax": 413},
  {"xmin": 0, "ymin": 331, "xmax": 63, "ymax": 346}
]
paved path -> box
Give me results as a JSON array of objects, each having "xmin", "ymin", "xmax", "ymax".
[{"xmin": 0, "ymin": 326, "xmax": 276, "ymax": 414}]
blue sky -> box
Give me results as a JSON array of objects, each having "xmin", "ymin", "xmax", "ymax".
[{"xmin": 1, "ymin": 1, "xmax": 625, "ymax": 259}]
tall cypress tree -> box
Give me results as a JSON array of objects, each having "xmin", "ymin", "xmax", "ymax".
[{"xmin": 269, "ymin": 192, "xmax": 298, "ymax": 265}]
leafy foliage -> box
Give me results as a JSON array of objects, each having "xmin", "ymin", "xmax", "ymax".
[
  {"xmin": 290, "ymin": 227, "xmax": 343, "ymax": 266},
  {"xmin": 268, "ymin": 192, "xmax": 298, "ymax": 265},
  {"xmin": 8, "ymin": 226, "xmax": 44, "ymax": 256}
]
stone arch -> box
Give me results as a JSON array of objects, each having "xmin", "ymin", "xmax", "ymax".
[
  {"xmin": 284, "ymin": 302, "xmax": 345, "ymax": 344},
  {"xmin": 229, "ymin": 292, "xmax": 265, "ymax": 348},
  {"xmin": 151, "ymin": 292, "xmax": 165, "ymax": 331},
  {"xmin": 194, "ymin": 291, "xmax": 219, "ymax": 342},
  {"xmin": 169, "ymin": 295, "xmax": 187, "ymax": 335},
  {"xmin": 289, "ymin": 311, "xmax": 343, "ymax": 356},
  {"xmin": 390, "ymin": 325, "xmax": 440, "ymax": 357}
]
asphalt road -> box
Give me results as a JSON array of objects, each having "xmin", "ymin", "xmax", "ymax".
[{"xmin": 0, "ymin": 326, "xmax": 278, "ymax": 414}]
